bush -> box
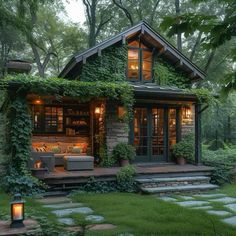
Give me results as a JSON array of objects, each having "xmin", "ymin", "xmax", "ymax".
[
  {"xmin": 172, "ymin": 133, "xmax": 194, "ymax": 162},
  {"xmin": 73, "ymin": 177, "xmax": 117, "ymax": 193},
  {"xmin": 2, "ymin": 167, "xmax": 46, "ymax": 195},
  {"xmin": 208, "ymin": 139, "xmax": 228, "ymax": 151},
  {"xmin": 112, "ymin": 142, "xmax": 136, "ymax": 162},
  {"xmin": 116, "ymin": 165, "xmax": 137, "ymax": 192},
  {"xmin": 202, "ymin": 148, "xmax": 236, "ymax": 185}
]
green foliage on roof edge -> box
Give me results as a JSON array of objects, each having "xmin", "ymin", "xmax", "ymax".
[{"xmin": 0, "ymin": 74, "xmax": 134, "ymax": 194}]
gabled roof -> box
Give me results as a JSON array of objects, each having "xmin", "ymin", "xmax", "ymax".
[{"xmin": 59, "ymin": 21, "xmax": 206, "ymax": 80}]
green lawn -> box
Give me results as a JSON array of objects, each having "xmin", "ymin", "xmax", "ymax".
[{"xmin": 1, "ymin": 184, "xmax": 236, "ymax": 235}]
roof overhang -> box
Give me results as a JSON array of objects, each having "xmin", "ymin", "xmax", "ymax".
[
  {"xmin": 59, "ymin": 21, "xmax": 206, "ymax": 81},
  {"xmin": 131, "ymin": 83, "xmax": 198, "ymax": 101}
]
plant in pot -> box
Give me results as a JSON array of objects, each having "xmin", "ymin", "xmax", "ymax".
[
  {"xmin": 112, "ymin": 142, "xmax": 136, "ymax": 167},
  {"xmin": 172, "ymin": 133, "xmax": 194, "ymax": 165}
]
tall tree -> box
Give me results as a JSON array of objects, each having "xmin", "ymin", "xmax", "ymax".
[{"xmin": 83, "ymin": 0, "xmax": 113, "ymax": 47}]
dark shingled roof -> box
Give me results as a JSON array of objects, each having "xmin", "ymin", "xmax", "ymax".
[{"xmin": 59, "ymin": 21, "xmax": 206, "ymax": 81}]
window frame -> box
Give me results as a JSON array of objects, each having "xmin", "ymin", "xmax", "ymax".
[{"xmin": 127, "ymin": 40, "xmax": 153, "ymax": 82}]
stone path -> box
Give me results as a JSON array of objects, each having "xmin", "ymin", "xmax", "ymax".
[
  {"xmin": 36, "ymin": 196, "xmax": 116, "ymax": 233},
  {"xmin": 158, "ymin": 193, "xmax": 236, "ymax": 227}
]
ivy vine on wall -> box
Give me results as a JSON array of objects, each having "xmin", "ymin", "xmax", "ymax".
[
  {"xmin": 80, "ymin": 45, "xmax": 128, "ymax": 82},
  {"xmin": 153, "ymin": 58, "xmax": 191, "ymax": 89},
  {"xmin": 0, "ymin": 75, "xmax": 134, "ymax": 194}
]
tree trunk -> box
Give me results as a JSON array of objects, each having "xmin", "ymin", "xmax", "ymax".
[
  {"xmin": 204, "ymin": 49, "xmax": 216, "ymax": 73},
  {"xmin": 175, "ymin": 0, "xmax": 182, "ymax": 52},
  {"xmin": 190, "ymin": 31, "xmax": 202, "ymax": 61}
]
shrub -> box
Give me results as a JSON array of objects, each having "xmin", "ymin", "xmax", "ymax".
[
  {"xmin": 172, "ymin": 133, "xmax": 194, "ymax": 162},
  {"xmin": 112, "ymin": 142, "xmax": 136, "ymax": 162},
  {"xmin": 74, "ymin": 177, "xmax": 117, "ymax": 193},
  {"xmin": 208, "ymin": 139, "xmax": 228, "ymax": 151},
  {"xmin": 116, "ymin": 165, "xmax": 137, "ymax": 192},
  {"xmin": 202, "ymin": 148, "xmax": 236, "ymax": 185},
  {"xmin": 2, "ymin": 167, "xmax": 46, "ymax": 195}
]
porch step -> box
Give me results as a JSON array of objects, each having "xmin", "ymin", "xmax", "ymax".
[
  {"xmin": 136, "ymin": 176, "xmax": 210, "ymax": 184},
  {"xmin": 140, "ymin": 184, "xmax": 218, "ymax": 195}
]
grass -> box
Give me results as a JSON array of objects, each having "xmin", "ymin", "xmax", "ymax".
[
  {"xmin": 1, "ymin": 184, "xmax": 236, "ymax": 235},
  {"xmin": 71, "ymin": 191, "xmax": 236, "ymax": 236}
]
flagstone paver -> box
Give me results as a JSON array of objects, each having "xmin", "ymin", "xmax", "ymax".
[
  {"xmin": 85, "ymin": 215, "xmax": 105, "ymax": 223},
  {"xmin": 179, "ymin": 196, "xmax": 194, "ymax": 200},
  {"xmin": 209, "ymin": 197, "xmax": 236, "ymax": 204},
  {"xmin": 66, "ymin": 224, "xmax": 116, "ymax": 232},
  {"xmin": 176, "ymin": 201, "xmax": 209, "ymax": 207},
  {"xmin": 222, "ymin": 216, "xmax": 236, "ymax": 226},
  {"xmin": 52, "ymin": 207, "xmax": 94, "ymax": 217},
  {"xmin": 37, "ymin": 197, "xmax": 71, "ymax": 205},
  {"xmin": 58, "ymin": 218, "xmax": 75, "ymax": 226},
  {"xmin": 225, "ymin": 204, "xmax": 236, "ymax": 212},
  {"xmin": 191, "ymin": 206, "xmax": 213, "ymax": 210},
  {"xmin": 159, "ymin": 196, "xmax": 177, "ymax": 202},
  {"xmin": 193, "ymin": 194, "xmax": 227, "ymax": 198},
  {"xmin": 43, "ymin": 202, "xmax": 83, "ymax": 209},
  {"xmin": 206, "ymin": 210, "xmax": 231, "ymax": 216}
]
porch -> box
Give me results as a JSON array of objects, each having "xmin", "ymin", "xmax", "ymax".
[{"xmin": 42, "ymin": 164, "xmax": 214, "ymax": 191}]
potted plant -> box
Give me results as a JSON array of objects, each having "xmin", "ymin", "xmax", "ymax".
[
  {"xmin": 172, "ymin": 133, "xmax": 194, "ymax": 165},
  {"xmin": 112, "ymin": 142, "xmax": 136, "ymax": 167}
]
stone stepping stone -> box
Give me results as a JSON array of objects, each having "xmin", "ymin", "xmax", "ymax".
[
  {"xmin": 209, "ymin": 197, "xmax": 236, "ymax": 204},
  {"xmin": 52, "ymin": 207, "xmax": 93, "ymax": 217},
  {"xmin": 179, "ymin": 196, "xmax": 194, "ymax": 200},
  {"xmin": 193, "ymin": 194, "xmax": 226, "ymax": 198},
  {"xmin": 43, "ymin": 202, "xmax": 83, "ymax": 209},
  {"xmin": 37, "ymin": 197, "xmax": 71, "ymax": 205},
  {"xmin": 176, "ymin": 201, "xmax": 209, "ymax": 207},
  {"xmin": 222, "ymin": 216, "xmax": 236, "ymax": 226},
  {"xmin": 191, "ymin": 206, "xmax": 213, "ymax": 210},
  {"xmin": 58, "ymin": 218, "xmax": 75, "ymax": 226},
  {"xmin": 66, "ymin": 224, "xmax": 116, "ymax": 232},
  {"xmin": 85, "ymin": 215, "xmax": 105, "ymax": 223},
  {"xmin": 89, "ymin": 224, "xmax": 117, "ymax": 231},
  {"xmin": 207, "ymin": 210, "xmax": 231, "ymax": 216},
  {"xmin": 225, "ymin": 204, "xmax": 236, "ymax": 212},
  {"xmin": 159, "ymin": 196, "xmax": 177, "ymax": 202}
]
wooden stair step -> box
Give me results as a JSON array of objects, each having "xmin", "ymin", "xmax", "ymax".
[
  {"xmin": 141, "ymin": 184, "xmax": 218, "ymax": 194},
  {"xmin": 136, "ymin": 176, "xmax": 210, "ymax": 184}
]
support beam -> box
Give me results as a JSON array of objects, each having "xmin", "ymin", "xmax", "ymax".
[
  {"xmin": 157, "ymin": 46, "xmax": 167, "ymax": 57},
  {"xmin": 195, "ymin": 103, "xmax": 201, "ymax": 165}
]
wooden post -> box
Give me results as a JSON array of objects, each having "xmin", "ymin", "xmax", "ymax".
[{"xmin": 195, "ymin": 103, "xmax": 201, "ymax": 165}]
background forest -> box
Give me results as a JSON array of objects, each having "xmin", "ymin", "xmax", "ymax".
[{"xmin": 0, "ymin": 0, "xmax": 235, "ymax": 147}]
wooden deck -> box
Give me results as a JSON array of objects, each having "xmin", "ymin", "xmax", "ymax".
[{"xmin": 42, "ymin": 164, "xmax": 214, "ymax": 187}]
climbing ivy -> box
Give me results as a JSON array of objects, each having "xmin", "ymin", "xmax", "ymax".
[
  {"xmin": 187, "ymin": 88, "xmax": 217, "ymax": 105},
  {"xmin": 0, "ymin": 75, "xmax": 134, "ymax": 194},
  {"xmin": 80, "ymin": 45, "xmax": 127, "ymax": 82},
  {"xmin": 153, "ymin": 58, "xmax": 191, "ymax": 89}
]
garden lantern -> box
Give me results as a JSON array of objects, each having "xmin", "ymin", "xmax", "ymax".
[{"xmin": 10, "ymin": 193, "xmax": 25, "ymax": 228}]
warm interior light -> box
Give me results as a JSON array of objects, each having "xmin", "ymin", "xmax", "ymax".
[
  {"xmin": 118, "ymin": 106, "xmax": 126, "ymax": 118},
  {"xmin": 95, "ymin": 107, "xmax": 101, "ymax": 115},
  {"xmin": 34, "ymin": 160, "xmax": 42, "ymax": 169},
  {"xmin": 184, "ymin": 106, "xmax": 192, "ymax": 119}
]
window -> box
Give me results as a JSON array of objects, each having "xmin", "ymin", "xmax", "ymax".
[
  {"xmin": 45, "ymin": 107, "xmax": 63, "ymax": 133},
  {"xmin": 128, "ymin": 40, "xmax": 152, "ymax": 82}
]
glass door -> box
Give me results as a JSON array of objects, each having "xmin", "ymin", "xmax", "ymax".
[
  {"xmin": 131, "ymin": 106, "xmax": 179, "ymax": 163},
  {"xmin": 151, "ymin": 108, "xmax": 165, "ymax": 162},
  {"xmin": 133, "ymin": 108, "xmax": 149, "ymax": 162}
]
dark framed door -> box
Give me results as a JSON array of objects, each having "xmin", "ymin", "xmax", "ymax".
[{"xmin": 130, "ymin": 106, "xmax": 180, "ymax": 163}]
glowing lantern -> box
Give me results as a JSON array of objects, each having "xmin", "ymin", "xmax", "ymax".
[{"xmin": 10, "ymin": 194, "xmax": 25, "ymax": 228}]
